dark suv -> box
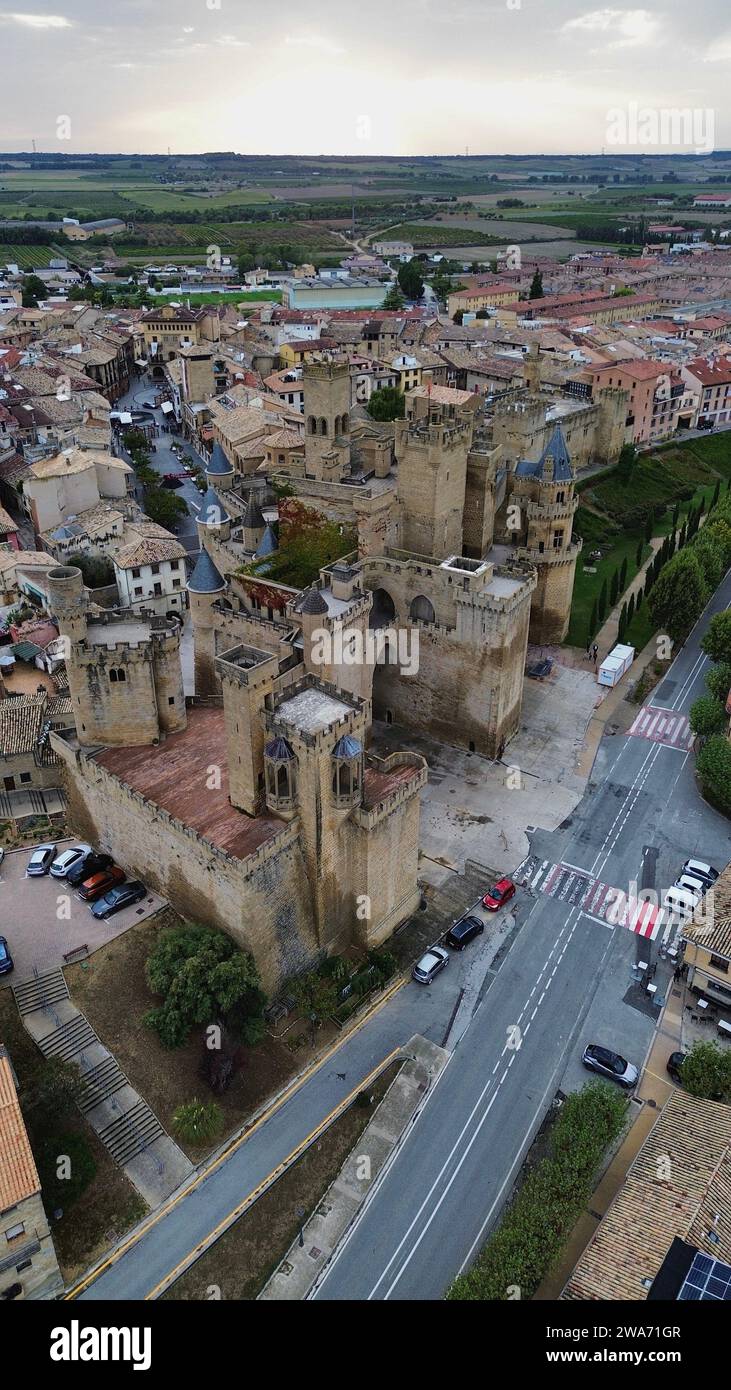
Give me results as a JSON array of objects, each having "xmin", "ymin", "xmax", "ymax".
[
  {"xmin": 445, "ymin": 916, "xmax": 485, "ymax": 950},
  {"xmin": 65, "ymin": 851, "xmax": 114, "ymax": 887}
]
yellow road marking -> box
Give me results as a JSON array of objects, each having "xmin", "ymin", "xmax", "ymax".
[
  {"xmin": 64, "ymin": 976, "xmax": 406, "ymax": 1298},
  {"xmin": 145, "ymin": 1048, "xmax": 402, "ymax": 1300}
]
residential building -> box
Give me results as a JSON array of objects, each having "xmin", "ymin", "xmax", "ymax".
[
  {"xmin": 681, "ymin": 862, "xmax": 731, "ymax": 1010},
  {"xmin": 113, "ymin": 534, "xmax": 188, "ymax": 618},
  {"xmin": 0, "ymin": 1047, "xmax": 63, "ymax": 1301},
  {"xmin": 681, "ymin": 355, "xmax": 731, "ymax": 427}
]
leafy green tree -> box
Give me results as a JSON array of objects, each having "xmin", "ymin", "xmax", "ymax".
[
  {"xmin": 145, "ymin": 923, "xmax": 264, "ymax": 1049},
  {"xmin": 647, "ymin": 550, "xmax": 708, "ymax": 643},
  {"xmin": 529, "ymin": 269, "xmax": 544, "ymax": 299},
  {"xmin": 397, "ymin": 260, "xmax": 424, "ymax": 301},
  {"xmin": 142, "ymin": 484, "xmax": 187, "ymax": 529},
  {"xmin": 705, "ymin": 661, "xmax": 731, "ymax": 704},
  {"xmin": 289, "ymin": 968, "xmax": 342, "ymax": 1024},
  {"xmin": 382, "ymin": 285, "xmax": 405, "ymax": 310},
  {"xmin": 366, "ymin": 386, "xmax": 406, "ymax": 422},
  {"xmin": 690, "ymin": 535, "xmax": 724, "ymax": 591},
  {"xmin": 696, "ymin": 735, "xmax": 731, "ymax": 816},
  {"xmin": 22, "ymin": 273, "xmax": 49, "ymax": 307},
  {"xmin": 689, "ymin": 694, "xmax": 727, "ymax": 738},
  {"xmin": 701, "ymin": 610, "xmax": 731, "ymax": 667},
  {"xmin": 680, "ymin": 1041, "xmax": 731, "ymax": 1103},
  {"xmin": 617, "ymin": 444, "xmax": 637, "ymax": 483},
  {"xmin": 172, "ymin": 1099, "xmax": 224, "ymax": 1145}
]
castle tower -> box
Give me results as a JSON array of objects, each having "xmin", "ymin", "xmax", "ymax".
[
  {"xmin": 187, "ymin": 549, "xmax": 227, "ymax": 696},
  {"xmin": 491, "ymin": 396, "xmax": 546, "ymax": 474},
  {"xmin": 395, "ymin": 409, "xmax": 473, "ymax": 559},
  {"xmin": 303, "ymin": 358, "xmax": 350, "ymax": 480},
  {"xmin": 510, "ymin": 427, "xmax": 582, "ymax": 644},
  {"xmin": 240, "ymin": 497, "xmax": 266, "ymax": 552},
  {"xmin": 265, "ymin": 677, "xmax": 369, "ymax": 952},
  {"xmin": 295, "ymin": 570, "xmax": 374, "ymax": 704},
  {"xmin": 196, "ymin": 484, "xmax": 231, "ymax": 549},
  {"xmin": 180, "ymin": 345, "xmax": 215, "ymax": 408},
  {"xmin": 205, "ymin": 441, "xmax": 235, "ymax": 494},
  {"xmin": 46, "ymin": 564, "xmax": 186, "ymax": 747},
  {"xmin": 215, "ymin": 644, "xmax": 280, "ymax": 815}
]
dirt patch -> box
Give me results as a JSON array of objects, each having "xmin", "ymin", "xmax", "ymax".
[
  {"xmin": 161, "ymin": 1061, "xmax": 400, "ymax": 1301},
  {"xmin": 64, "ymin": 909, "xmax": 340, "ymax": 1162},
  {"xmin": 0, "ymin": 990, "xmax": 147, "ymax": 1284}
]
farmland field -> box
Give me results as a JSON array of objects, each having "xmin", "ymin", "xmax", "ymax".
[{"xmin": 0, "ymin": 243, "xmax": 62, "ymax": 268}]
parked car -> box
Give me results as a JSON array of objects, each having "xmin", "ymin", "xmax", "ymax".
[
  {"xmin": 26, "ymin": 843, "xmax": 57, "ymax": 877},
  {"xmin": 412, "ymin": 945, "xmax": 449, "ymax": 985},
  {"xmin": 675, "ymin": 873, "xmax": 708, "ymax": 898},
  {"xmin": 682, "ymin": 860, "xmax": 719, "ymax": 887},
  {"xmin": 0, "ymin": 936, "xmax": 13, "ymax": 976},
  {"xmin": 78, "ymin": 865, "xmax": 126, "ymax": 902},
  {"xmin": 65, "ymin": 851, "xmax": 114, "ymax": 887},
  {"xmin": 49, "ymin": 844, "xmax": 92, "ymax": 879},
  {"xmin": 445, "ymin": 916, "xmax": 485, "ymax": 950},
  {"xmin": 482, "ymin": 877, "xmax": 516, "ymax": 911},
  {"xmin": 90, "ymin": 880, "xmax": 146, "ymax": 920},
  {"xmin": 162, "ymin": 473, "xmax": 184, "ymax": 488},
  {"xmin": 664, "ymin": 884, "xmax": 702, "ymax": 920},
  {"xmin": 667, "ymin": 1051, "xmax": 687, "ymax": 1084},
  {"xmin": 582, "ymin": 1043, "xmax": 638, "ymax": 1089}
]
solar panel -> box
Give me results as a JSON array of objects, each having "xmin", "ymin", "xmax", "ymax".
[{"xmin": 678, "ymin": 1251, "xmax": 731, "ymax": 1301}]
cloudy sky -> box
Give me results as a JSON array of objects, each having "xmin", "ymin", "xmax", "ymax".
[{"xmin": 0, "ymin": 1, "xmax": 729, "ymax": 155}]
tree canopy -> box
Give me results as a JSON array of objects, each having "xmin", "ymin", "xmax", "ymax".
[{"xmin": 145, "ymin": 923, "xmax": 265, "ymax": 1049}]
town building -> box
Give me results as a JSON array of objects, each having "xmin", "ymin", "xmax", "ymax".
[{"xmin": 0, "ymin": 1047, "xmax": 63, "ymax": 1301}]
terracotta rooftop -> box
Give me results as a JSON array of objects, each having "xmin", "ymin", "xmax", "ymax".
[
  {"xmin": 93, "ymin": 706, "xmax": 285, "ymax": 862},
  {"xmin": 0, "ymin": 1051, "xmax": 41, "ymax": 1212},
  {"xmin": 562, "ymin": 1091, "xmax": 731, "ymax": 1302},
  {"xmin": 683, "ymin": 862, "xmax": 731, "ymax": 959},
  {"xmin": 363, "ymin": 760, "xmax": 423, "ymax": 809}
]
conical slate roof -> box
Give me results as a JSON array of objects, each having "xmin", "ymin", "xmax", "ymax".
[
  {"xmin": 298, "ymin": 587, "xmax": 328, "ymax": 614},
  {"xmin": 265, "ymin": 736, "xmax": 295, "ymax": 761},
  {"xmin": 255, "ymin": 523, "xmax": 278, "ymax": 558},
  {"xmin": 515, "ymin": 424, "xmax": 572, "ymax": 483},
  {"xmin": 206, "ymin": 442, "xmax": 234, "ymax": 476},
  {"xmin": 187, "ymin": 548, "xmax": 227, "ymax": 594},
  {"xmin": 332, "ymin": 734, "xmax": 362, "ymax": 758},
  {"xmin": 198, "ymin": 485, "xmax": 231, "ymax": 527},
  {"xmin": 242, "ymin": 497, "xmax": 265, "ymax": 529}
]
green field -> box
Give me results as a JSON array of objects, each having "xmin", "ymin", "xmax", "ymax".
[
  {"xmin": 0, "ymin": 243, "xmax": 61, "ymax": 268},
  {"xmin": 566, "ymin": 436, "xmax": 731, "ymax": 647}
]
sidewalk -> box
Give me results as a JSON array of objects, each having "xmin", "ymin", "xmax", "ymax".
[
  {"xmin": 593, "ymin": 536, "xmax": 664, "ymax": 662},
  {"xmin": 259, "ymin": 1034, "xmax": 449, "ymax": 1300}
]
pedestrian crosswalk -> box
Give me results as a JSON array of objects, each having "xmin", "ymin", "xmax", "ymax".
[
  {"xmin": 513, "ymin": 856, "xmax": 664, "ymax": 940},
  {"xmin": 627, "ymin": 705, "xmax": 694, "ymax": 750}
]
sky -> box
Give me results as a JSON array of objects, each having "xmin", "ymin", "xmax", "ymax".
[{"xmin": 0, "ymin": 1, "xmax": 729, "ymax": 156}]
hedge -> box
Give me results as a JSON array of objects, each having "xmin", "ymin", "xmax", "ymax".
[{"xmin": 447, "ymin": 1082, "xmax": 628, "ymax": 1301}]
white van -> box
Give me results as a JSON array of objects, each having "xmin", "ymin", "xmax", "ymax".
[{"xmin": 664, "ymin": 884, "xmax": 701, "ymax": 921}]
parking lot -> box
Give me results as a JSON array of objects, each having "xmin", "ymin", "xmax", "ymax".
[{"xmin": 0, "ymin": 839, "xmax": 166, "ymax": 984}]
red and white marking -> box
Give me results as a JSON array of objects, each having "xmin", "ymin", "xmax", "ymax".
[{"xmin": 627, "ymin": 706, "xmax": 694, "ymax": 750}]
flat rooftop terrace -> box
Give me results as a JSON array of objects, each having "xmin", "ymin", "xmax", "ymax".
[{"xmin": 92, "ymin": 707, "xmax": 284, "ymax": 861}]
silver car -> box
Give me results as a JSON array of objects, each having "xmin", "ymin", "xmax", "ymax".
[
  {"xmin": 50, "ymin": 844, "xmax": 92, "ymax": 879},
  {"xmin": 582, "ymin": 1043, "xmax": 638, "ymax": 1089},
  {"xmin": 412, "ymin": 945, "xmax": 449, "ymax": 985},
  {"xmin": 26, "ymin": 843, "xmax": 57, "ymax": 877}
]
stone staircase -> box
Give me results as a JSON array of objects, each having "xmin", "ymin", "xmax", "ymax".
[{"xmin": 11, "ymin": 969, "xmax": 193, "ymax": 1207}]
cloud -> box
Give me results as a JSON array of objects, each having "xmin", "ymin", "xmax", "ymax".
[
  {"xmin": 704, "ymin": 32, "xmax": 731, "ymax": 63},
  {"xmin": 214, "ymin": 34, "xmax": 250, "ymax": 49},
  {"xmin": 562, "ymin": 8, "xmax": 659, "ymax": 49},
  {"xmin": 285, "ymin": 34, "xmax": 345, "ymax": 57},
  {"xmin": 0, "ymin": 11, "xmax": 72, "ymax": 27}
]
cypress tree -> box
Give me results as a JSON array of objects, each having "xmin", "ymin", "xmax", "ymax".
[
  {"xmin": 610, "ymin": 569, "xmax": 620, "ymax": 606},
  {"xmin": 635, "ymin": 538, "xmax": 643, "ymax": 568},
  {"xmin": 619, "ymin": 557, "xmax": 628, "ymax": 590},
  {"xmin": 712, "ymin": 479, "xmax": 720, "ymax": 508},
  {"xmin": 589, "ymin": 598, "xmax": 597, "ymax": 634},
  {"xmin": 627, "ymin": 592, "xmax": 636, "ymax": 624},
  {"xmin": 618, "ymin": 602, "xmax": 628, "ymax": 641},
  {"xmin": 598, "ymin": 578, "xmax": 608, "ymax": 621},
  {"xmin": 643, "ymin": 510, "xmax": 653, "ymax": 543}
]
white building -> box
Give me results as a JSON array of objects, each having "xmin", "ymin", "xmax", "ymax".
[{"xmin": 113, "ymin": 535, "xmax": 188, "ymax": 617}]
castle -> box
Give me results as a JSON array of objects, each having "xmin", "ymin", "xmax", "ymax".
[{"xmin": 48, "ymin": 352, "xmax": 590, "ymax": 993}]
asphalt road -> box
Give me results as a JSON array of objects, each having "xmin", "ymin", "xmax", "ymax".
[
  {"xmin": 75, "ymin": 569, "xmax": 731, "ymax": 1301},
  {"xmin": 115, "ymin": 380, "xmax": 205, "ymax": 548}
]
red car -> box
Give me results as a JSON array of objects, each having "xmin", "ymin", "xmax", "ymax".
[
  {"xmin": 78, "ymin": 865, "xmax": 125, "ymax": 902},
  {"xmin": 482, "ymin": 877, "xmax": 516, "ymax": 911}
]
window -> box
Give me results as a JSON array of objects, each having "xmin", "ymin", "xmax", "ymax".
[
  {"xmin": 109, "ymin": 668, "xmax": 126, "ymax": 684},
  {"xmin": 16, "ymin": 1259, "xmax": 32, "ymax": 1273},
  {"xmin": 553, "ymin": 529, "xmax": 564, "ymax": 550},
  {"xmin": 150, "ymin": 564, "xmax": 160, "ymax": 575},
  {"xmin": 5, "ymin": 1222, "xmax": 25, "ymax": 1241},
  {"xmin": 19, "ymin": 773, "xmax": 31, "ymax": 785},
  {"xmin": 709, "ymin": 954, "xmax": 729, "ymax": 974},
  {"xmin": 131, "ymin": 567, "xmax": 141, "ymax": 579},
  {"xmin": 168, "ymin": 696, "xmax": 175, "ymax": 706}
]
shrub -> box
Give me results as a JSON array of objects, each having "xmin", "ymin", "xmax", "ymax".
[
  {"xmin": 647, "ymin": 550, "xmax": 708, "ymax": 644},
  {"xmin": 447, "ymin": 1083, "xmax": 627, "ymax": 1301},
  {"xmin": 696, "ymin": 735, "xmax": 731, "ymax": 816},
  {"xmin": 689, "ymin": 694, "xmax": 726, "ymax": 739},
  {"xmin": 38, "ymin": 1132, "xmax": 96, "ymax": 1212},
  {"xmin": 172, "ymin": 1099, "xmax": 224, "ymax": 1145},
  {"xmin": 680, "ymin": 1042, "xmax": 731, "ymax": 1103}
]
